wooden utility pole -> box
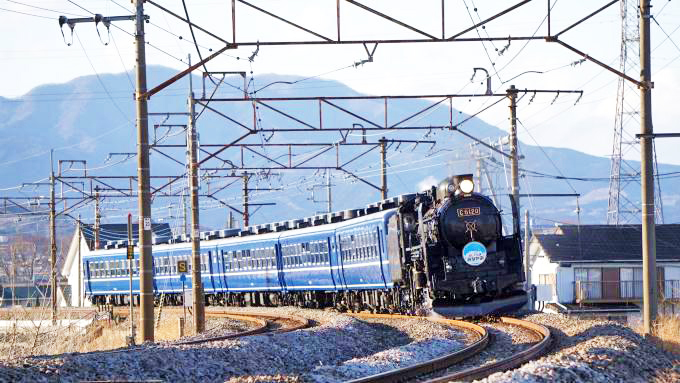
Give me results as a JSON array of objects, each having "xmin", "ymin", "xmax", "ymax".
[
  {"xmin": 380, "ymin": 137, "xmax": 387, "ymax": 199},
  {"xmin": 187, "ymin": 58, "xmax": 205, "ymax": 333},
  {"xmin": 640, "ymin": 0, "xmax": 657, "ymax": 335},
  {"xmin": 508, "ymin": 85, "xmax": 520, "ymax": 214},
  {"xmin": 134, "ymin": 0, "xmax": 155, "ymax": 342},
  {"xmin": 127, "ymin": 213, "xmax": 136, "ymax": 344},
  {"xmin": 50, "ymin": 149, "xmax": 57, "ymax": 324}
]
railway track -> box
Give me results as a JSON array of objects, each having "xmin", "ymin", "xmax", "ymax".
[
  {"xmin": 4, "ymin": 307, "xmax": 547, "ymax": 382},
  {"xmin": 347, "ymin": 314, "xmax": 551, "ymax": 383},
  {"xmin": 174, "ymin": 310, "xmax": 309, "ymax": 345}
]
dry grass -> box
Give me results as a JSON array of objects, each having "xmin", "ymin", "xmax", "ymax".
[
  {"xmin": 0, "ymin": 306, "xmax": 95, "ymax": 360},
  {"xmin": 0, "ymin": 307, "xmax": 194, "ymax": 359},
  {"xmin": 83, "ymin": 310, "xmax": 196, "ymax": 351},
  {"xmin": 654, "ymin": 314, "xmax": 680, "ymax": 354}
]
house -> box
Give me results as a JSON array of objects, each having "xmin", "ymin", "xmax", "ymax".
[
  {"xmin": 59, "ymin": 222, "xmax": 171, "ymax": 307},
  {"xmin": 529, "ymin": 224, "xmax": 680, "ymax": 307}
]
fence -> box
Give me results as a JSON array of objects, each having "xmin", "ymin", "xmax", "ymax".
[{"xmin": 574, "ymin": 280, "xmax": 680, "ymax": 303}]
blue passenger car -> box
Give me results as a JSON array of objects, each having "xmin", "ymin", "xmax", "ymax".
[{"xmin": 84, "ymin": 208, "xmax": 400, "ymax": 308}]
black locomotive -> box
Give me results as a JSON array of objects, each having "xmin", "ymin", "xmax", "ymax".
[{"xmin": 394, "ymin": 174, "xmax": 527, "ymax": 316}]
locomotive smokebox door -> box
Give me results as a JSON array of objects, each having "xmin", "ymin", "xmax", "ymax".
[{"xmin": 437, "ymin": 195, "xmax": 502, "ymax": 249}]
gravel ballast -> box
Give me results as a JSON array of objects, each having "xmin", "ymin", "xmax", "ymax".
[
  {"xmin": 0, "ymin": 307, "xmax": 468, "ymax": 382},
  {"xmin": 2, "ymin": 308, "xmax": 679, "ymax": 382},
  {"xmin": 479, "ymin": 313, "xmax": 680, "ymax": 383}
]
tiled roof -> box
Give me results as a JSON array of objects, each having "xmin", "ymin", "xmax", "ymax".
[
  {"xmin": 79, "ymin": 223, "xmax": 172, "ymax": 250},
  {"xmin": 533, "ymin": 224, "xmax": 680, "ymax": 262}
]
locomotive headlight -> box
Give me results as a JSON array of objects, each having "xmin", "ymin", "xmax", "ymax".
[{"xmin": 459, "ymin": 179, "xmax": 474, "ymax": 194}]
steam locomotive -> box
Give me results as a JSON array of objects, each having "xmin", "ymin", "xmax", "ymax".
[{"xmin": 83, "ymin": 174, "xmax": 527, "ymax": 316}]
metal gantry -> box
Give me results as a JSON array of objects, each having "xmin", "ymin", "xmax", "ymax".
[
  {"xmin": 31, "ymin": 0, "xmax": 660, "ymax": 340},
  {"xmin": 607, "ymin": 0, "xmax": 664, "ymax": 226}
]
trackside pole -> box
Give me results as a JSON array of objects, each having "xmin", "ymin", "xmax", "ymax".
[{"xmin": 127, "ymin": 213, "xmax": 136, "ymax": 346}]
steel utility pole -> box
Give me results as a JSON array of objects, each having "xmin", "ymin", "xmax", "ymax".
[
  {"xmin": 94, "ymin": 188, "xmax": 101, "ymax": 250},
  {"xmin": 187, "ymin": 57, "xmax": 205, "ymax": 333},
  {"xmin": 49, "ymin": 149, "xmax": 57, "ymax": 325},
  {"xmin": 508, "ymin": 85, "xmax": 520, "ymax": 215},
  {"xmin": 380, "ymin": 137, "xmax": 387, "ymax": 199},
  {"xmin": 475, "ymin": 151, "xmax": 483, "ymax": 193},
  {"xmin": 134, "ymin": 0, "xmax": 154, "ymax": 342},
  {"xmin": 77, "ymin": 214, "xmax": 82, "ymax": 307},
  {"xmin": 326, "ymin": 169, "xmax": 332, "ymax": 213},
  {"xmin": 524, "ymin": 210, "xmax": 532, "ymax": 308},
  {"xmin": 242, "ymin": 175, "xmax": 249, "ymax": 227},
  {"xmin": 640, "ymin": 0, "xmax": 656, "ymax": 336},
  {"xmin": 182, "ymin": 194, "xmax": 188, "ymax": 236}
]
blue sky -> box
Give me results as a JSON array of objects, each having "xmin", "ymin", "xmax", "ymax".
[{"xmin": 1, "ymin": 0, "xmax": 679, "ymax": 166}]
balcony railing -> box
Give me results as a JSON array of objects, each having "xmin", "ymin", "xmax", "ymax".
[
  {"xmin": 662, "ymin": 280, "xmax": 680, "ymax": 300},
  {"xmin": 574, "ymin": 280, "xmax": 680, "ymax": 303}
]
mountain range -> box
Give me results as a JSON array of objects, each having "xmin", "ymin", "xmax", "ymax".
[{"xmin": 1, "ymin": 66, "xmax": 678, "ymax": 235}]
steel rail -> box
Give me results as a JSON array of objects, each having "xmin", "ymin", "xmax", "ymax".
[
  {"xmin": 174, "ymin": 313, "xmax": 268, "ymax": 345},
  {"xmin": 155, "ymin": 309, "xmax": 310, "ymax": 345},
  {"xmin": 346, "ymin": 313, "xmax": 489, "ymax": 383},
  {"xmin": 425, "ymin": 317, "xmax": 551, "ymax": 383}
]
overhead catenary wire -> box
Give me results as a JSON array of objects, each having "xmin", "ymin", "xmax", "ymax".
[
  {"xmin": 0, "ymin": 6, "xmax": 54, "ymax": 19},
  {"xmin": 3, "ymin": 0, "xmax": 86, "ymax": 17},
  {"xmin": 75, "ymin": 31, "xmax": 131, "ymax": 122}
]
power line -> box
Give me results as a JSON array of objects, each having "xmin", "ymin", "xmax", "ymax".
[
  {"xmin": 0, "ymin": 6, "xmax": 53, "ymax": 19},
  {"xmin": 74, "ymin": 31, "xmax": 131, "ymax": 122},
  {"xmin": 3, "ymin": 0, "xmax": 86, "ymax": 17}
]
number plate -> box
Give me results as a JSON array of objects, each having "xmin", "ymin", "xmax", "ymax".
[{"xmin": 457, "ymin": 207, "xmax": 480, "ymax": 217}]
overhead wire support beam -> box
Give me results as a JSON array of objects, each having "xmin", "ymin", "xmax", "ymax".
[
  {"xmin": 344, "ymin": 0, "xmax": 437, "ymax": 40},
  {"xmin": 146, "ymin": 0, "xmax": 229, "ymax": 44},
  {"xmin": 548, "ymin": 38, "xmax": 643, "ymax": 88},
  {"xmin": 448, "ymin": 0, "xmax": 533, "ymax": 40},
  {"xmin": 238, "ymin": 0, "xmax": 333, "ymax": 41},
  {"xmin": 518, "ymin": 193, "xmax": 581, "ymax": 197},
  {"xmin": 636, "ymin": 133, "xmax": 680, "ymax": 139},
  {"xmin": 552, "ymin": 0, "xmax": 617, "ymax": 39},
  {"xmin": 145, "ymin": 45, "xmax": 233, "ymax": 99}
]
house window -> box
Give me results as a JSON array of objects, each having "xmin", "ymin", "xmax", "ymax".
[
  {"xmin": 620, "ymin": 267, "xmax": 643, "ymax": 298},
  {"xmin": 575, "ymin": 267, "xmax": 602, "ymax": 299}
]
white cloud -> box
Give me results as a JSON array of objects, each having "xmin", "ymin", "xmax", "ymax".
[{"xmin": 575, "ymin": 187, "xmax": 612, "ymax": 205}]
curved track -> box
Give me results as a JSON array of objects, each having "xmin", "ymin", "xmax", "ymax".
[
  {"xmin": 175, "ymin": 310, "xmax": 309, "ymax": 345},
  {"xmin": 346, "ymin": 315, "xmax": 550, "ymax": 383},
  {"xmin": 346, "ymin": 313, "xmax": 488, "ymax": 383}
]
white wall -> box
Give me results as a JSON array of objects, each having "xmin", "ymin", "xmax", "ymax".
[
  {"xmin": 529, "ymin": 239, "xmax": 559, "ymax": 302},
  {"xmin": 555, "ymin": 266, "xmax": 575, "ymax": 303},
  {"xmin": 60, "ymin": 229, "xmax": 92, "ymax": 307}
]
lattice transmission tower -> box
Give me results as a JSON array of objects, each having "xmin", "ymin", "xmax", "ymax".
[{"xmin": 607, "ymin": 0, "xmax": 663, "ymax": 225}]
